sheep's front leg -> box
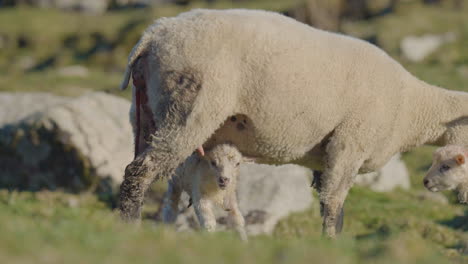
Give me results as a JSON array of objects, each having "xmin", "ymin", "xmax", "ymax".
[
  {"xmin": 194, "ymin": 198, "xmax": 217, "ymax": 232},
  {"xmin": 320, "ymin": 140, "xmax": 363, "ymax": 238},
  {"xmin": 226, "ymin": 194, "xmax": 248, "ymax": 241},
  {"xmin": 162, "ymin": 178, "xmax": 182, "ymax": 223}
]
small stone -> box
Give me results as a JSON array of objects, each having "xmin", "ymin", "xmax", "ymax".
[
  {"xmin": 354, "ymin": 154, "xmax": 410, "ymax": 192},
  {"xmin": 57, "ymin": 65, "xmax": 89, "ymax": 78},
  {"xmin": 400, "ymin": 32, "xmax": 456, "ymax": 62},
  {"xmin": 415, "ymin": 190, "xmax": 449, "ymax": 205}
]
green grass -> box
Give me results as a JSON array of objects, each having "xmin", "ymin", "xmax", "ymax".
[
  {"xmin": 1, "ymin": 1, "xmax": 468, "ymax": 263},
  {"xmin": 0, "ymin": 189, "xmax": 466, "ymax": 264}
]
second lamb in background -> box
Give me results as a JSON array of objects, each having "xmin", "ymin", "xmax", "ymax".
[
  {"xmin": 162, "ymin": 144, "xmax": 250, "ymax": 240},
  {"xmin": 424, "ymin": 145, "xmax": 468, "ymax": 203}
]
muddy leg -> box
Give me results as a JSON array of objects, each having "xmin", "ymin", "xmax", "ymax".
[
  {"xmin": 312, "ymin": 170, "xmax": 345, "ymax": 234},
  {"xmin": 320, "ymin": 140, "xmax": 362, "ymax": 238},
  {"xmin": 119, "ymin": 65, "xmax": 235, "ymax": 221}
]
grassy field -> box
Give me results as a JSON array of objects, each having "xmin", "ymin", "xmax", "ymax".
[
  {"xmin": 0, "ymin": 188, "xmax": 466, "ymax": 264},
  {"xmin": 1, "ymin": 0, "xmax": 468, "ymax": 263}
]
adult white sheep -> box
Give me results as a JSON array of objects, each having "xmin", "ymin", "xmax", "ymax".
[
  {"xmin": 162, "ymin": 144, "xmax": 248, "ymax": 241},
  {"xmin": 424, "ymin": 145, "xmax": 468, "ymax": 203},
  {"xmin": 119, "ymin": 9, "xmax": 468, "ymax": 238}
]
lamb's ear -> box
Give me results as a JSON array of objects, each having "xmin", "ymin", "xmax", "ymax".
[{"xmin": 455, "ymin": 154, "xmax": 465, "ymax": 165}]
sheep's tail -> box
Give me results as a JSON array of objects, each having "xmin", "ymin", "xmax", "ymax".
[{"xmin": 120, "ymin": 34, "xmax": 153, "ymax": 90}]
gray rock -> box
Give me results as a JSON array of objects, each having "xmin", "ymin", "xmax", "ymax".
[
  {"xmin": 170, "ymin": 164, "xmax": 314, "ymax": 236},
  {"xmin": 401, "ymin": 32, "xmax": 456, "ymax": 62},
  {"xmin": 0, "ymin": 92, "xmax": 67, "ymax": 126},
  {"xmin": 354, "ymin": 154, "xmax": 410, "ymax": 192},
  {"xmin": 22, "ymin": 0, "xmax": 110, "ymax": 14},
  {"xmin": 15, "ymin": 56, "xmax": 36, "ymax": 71},
  {"xmin": 0, "ymin": 92, "xmax": 132, "ymax": 193},
  {"xmin": 415, "ymin": 190, "xmax": 449, "ymax": 205},
  {"xmin": 57, "ymin": 65, "xmax": 89, "ymax": 78}
]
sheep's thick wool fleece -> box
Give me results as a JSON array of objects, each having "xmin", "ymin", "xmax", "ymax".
[{"xmin": 126, "ymin": 9, "xmax": 468, "ymax": 174}]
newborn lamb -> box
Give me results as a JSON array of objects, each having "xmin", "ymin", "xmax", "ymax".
[{"xmin": 162, "ymin": 144, "xmax": 248, "ymax": 240}]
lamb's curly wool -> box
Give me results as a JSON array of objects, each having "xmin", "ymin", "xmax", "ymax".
[
  {"xmin": 424, "ymin": 145, "xmax": 468, "ymax": 203},
  {"xmin": 161, "ymin": 144, "xmax": 247, "ymax": 241},
  {"xmin": 119, "ymin": 9, "xmax": 468, "ymax": 237}
]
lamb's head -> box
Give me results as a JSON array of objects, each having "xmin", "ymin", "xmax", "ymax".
[
  {"xmin": 203, "ymin": 144, "xmax": 244, "ymax": 190},
  {"xmin": 424, "ymin": 145, "xmax": 468, "ymax": 197}
]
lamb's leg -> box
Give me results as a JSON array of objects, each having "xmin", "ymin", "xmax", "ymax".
[
  {"xmin": 457, "ymin": 183, "xmax": 468, "ymax": 204},
  {"xmin": 320, "ymin": 138, "xmax": 363, "ymax": 238},
  {"xmin": 161, "ymin": 178, "xmax": 182, "ymax": 223},
  {"xmin": 226, "ymin": 194, "xmax": 248, "ymax": 241},
  {"xmin": 194, "ymin": 198, "xmax": 217, "ymax": 232}
]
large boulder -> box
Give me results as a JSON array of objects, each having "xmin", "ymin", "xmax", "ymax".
[
  {"xmin": 0, "ymin": 92, "xmax": 133, "ymax": 193},
  {"xmin": 354, "ymin": 154, "xmax": 410, "ymax": 192},
  {"xmin": 0, "ymin": 92, "xmax": 67, "ymax": 126},
  {"xmin": 12, "ymin": 0, "xmax": 110, "ymax": 14},
  {"xmin": 168, "ymin": 164, "xmax": 314, "ymax": 236}
]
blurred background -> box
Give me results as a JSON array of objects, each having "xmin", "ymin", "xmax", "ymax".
[{"xmin": 0, "ymin": 1, "xmax": 467, "ymax": 263}]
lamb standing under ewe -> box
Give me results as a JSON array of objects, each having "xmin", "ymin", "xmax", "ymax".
[
  {"xmin": 424, "ymin": 145, "xmax": 468, "ymax": 203},
  {"xmin": 120, "ymin": 9, "xmax": 468, "ymax": 238},
  {"xmin": 161, "ymin": 144, "xmax": 248, "ymax": 241}
]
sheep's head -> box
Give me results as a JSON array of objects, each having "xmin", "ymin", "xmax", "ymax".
[
  {"xmin": 203, "ymin": 144, "xmax": 244, "ymax": 190},
  {"xmin": 424, "ymin": 145, "xmax": 468, "ymax": 194}
]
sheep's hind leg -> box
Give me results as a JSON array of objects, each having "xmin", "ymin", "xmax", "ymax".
[
  {"xmin": 320, "ymin": 138, "xmax": 363, "ymax": 238},
  {"xmin": 311, "ymin": 170, "xmax": 344, "ymax": 233},
  {"xmin": 119, "ymin": 68, "xmax": 234, "ymax": 221}
]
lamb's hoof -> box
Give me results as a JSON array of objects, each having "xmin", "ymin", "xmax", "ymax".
[
  {"xmin": 457, "ymin": 191, "xmax": 468, "ymax": 204},
  {"xmin": 238, "ymin": 229, "xmax": 249, "ymax": 242},
  {"xmin": 320, "ymin": 202, "xmax": 344, "ymax": 237}
]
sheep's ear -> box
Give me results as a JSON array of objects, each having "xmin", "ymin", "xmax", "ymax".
[{"xmin": 455, "ymin": 154, "xmax": 465, "ymax": 165}]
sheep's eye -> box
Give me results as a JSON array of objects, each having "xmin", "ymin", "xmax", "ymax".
[
  {"xmin": 236, "ymin": 162, "xmax": 240, "ymax": 167},
  {"xmin": 211, "ymin": 161, "xmax": 217, "ymax": 167},
  {"xmin": 439, "ymin": 164, "xmax": 450, "ymax": 173}
]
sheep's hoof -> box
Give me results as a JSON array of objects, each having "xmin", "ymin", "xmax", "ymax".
[
  {"xmin": 320, "ymin": 203, "xmax": 344, "ymax": 235},
  {"xmin": 336, "ymin": 207, "xmax": 344, "ymax": 234}
]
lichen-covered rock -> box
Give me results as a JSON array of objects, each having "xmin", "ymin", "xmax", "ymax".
[
  {"xmin": 167, "ymin": 164, "xmax": 313, "ymax": 236},
  {"xmin": 415, "ymin": 190, "xmax": 449, "ymax": 205},
  {"xmin": 0, "ymin": 92, "xmax": 67, "ymax": 126},
  {"xmin": 354, "ymin": 154, "xmax": 410, "ymax": 192},
  {"xmin": 19, "ymin": 0, "xmax": 110, "ymax": 14},
  {"xmin": 0, "ymin": 92, "xmax": 132, "ymax": 194}
]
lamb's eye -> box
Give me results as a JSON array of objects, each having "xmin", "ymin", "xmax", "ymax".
[
  {"xmin": 211, "ymin": 161, "xmax": 217, "ymax": 167},
  {"xmin": 236, "ymin": 162, "xmax": 240, "ymax": 167},
  {"xmin": 439, "ymin": 164, "xmax": 450, "ymax": 173}
]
